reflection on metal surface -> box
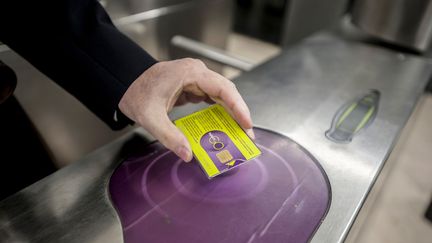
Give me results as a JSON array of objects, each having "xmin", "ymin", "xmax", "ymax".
[
  {"xmin": 1, "ymin": 34, "xmax": 432, "ymax": 243},
  {"xmin": 326, "ymin": 90, "xmax": 380, "ymax": 143},
  {"xmin": 109, "ymin": 128, "xmax": 330, "ymax": 243},
  {"xmin": 171, "ymin": 35, "xmax": 254, "ymax": 71},
  {"xmin": 114, "ymin": 1, "xmax": 197, "ymax": 26},
  {"xmin": 351, "ymin": 0, "xmax": 432, "ymax": 52},
  {"xmin": 281, "ymin": 0, "xmax": 349, "ymax": 46},
  {"xmin": 108, "ymin": 0, "xmax": 234, "ymax": 67},
  {"xmin": 0, "ymin": 45, "xmax": 9, "ymax": 53}
]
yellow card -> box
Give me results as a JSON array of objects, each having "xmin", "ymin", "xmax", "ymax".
[{"xmin": 175, "ymin": 104, "xmax": 261, "ymax": 178}]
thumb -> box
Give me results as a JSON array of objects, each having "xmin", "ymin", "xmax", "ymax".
[{"xmin": 140, "ymin": 111, "xmax": 192, "ymax": 162}]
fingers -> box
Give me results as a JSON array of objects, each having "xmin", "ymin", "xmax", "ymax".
[
  {"xmin": 190, "ymin": 70, "xmax": 253, "ymax": 130},
  {"xmin": 119, "ymin": 58, "xmax": 254, "ymax": 163},
  {"xmin": 245, "ymin": 128, "xmax": 255, "ymax": 140},
  {"xmin": 138, "ymin": 109, "xmax": 193, "ymax": 162}
]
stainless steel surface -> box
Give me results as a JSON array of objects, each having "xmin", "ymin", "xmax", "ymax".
[
  {"xmin": 1, "ymin": 33, "xmax": 432, "ymax": 243},
  {"xmin": 236, "ymin": 34, "xmax": 432, "ymax": 242},
  {"xmin": 281, "ymin": 0, "xmax": 348, "ymax": 46},
  {"xmin": 0, "ymin": 0, "xmax": 233, "ymax": 166},
  {"xmin": 112, "ymin": 1, "xmax": 200, "ymax": 25},
  {"xmin": 0, "ymin": 130, "xmax": 145, "ymax": 243},
  {"xmin": 0, "ymin": 45, "xmax": 8, "ymax": 53},
  {"xmin": 351, "ymin": 0, "xmax": 432, "ymax": 52},
  {"xmin": 171, "ymin": 35, "xmax": 254, "ymax": 71},
  {"xmin": 101, "ymin": 0, "xmax": 197, "ymax": 19},
  {"xmin": 107, "ymin": 0, "xmax": 233, "ymax": 69}
]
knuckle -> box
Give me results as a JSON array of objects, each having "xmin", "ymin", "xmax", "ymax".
[
  {"xmin": 194, "ymin": 59, "xmax": 206, "ymax": 67},
  {"xmin": 197, "ymin": 70, "xmax": 209, "ymax": 80},
  {"xmin": 183, "ymin": 58, "xmax": 197, "ymax": 65},
  {"xmin": 182, "ymin": 57, "xmax": 195, "ymax": 64},
  {"xmin": 228, "ymin": 81, "xmax": 236, "ymax": 89},
  {"xmin": 223, "ymin": 80, "xmax": 236, "ymax": 91},
  {"xmin": 189, "ymin": 68, "xmax": 207, "ymax": 83},
  {"xmin": 183, "ymin": 58, "xmax": 205, "ymax": 68}
]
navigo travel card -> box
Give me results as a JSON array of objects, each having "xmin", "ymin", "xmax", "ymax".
[{"xmin": 175, "ymin": 104, "xmax": 261, "ymax": 178}]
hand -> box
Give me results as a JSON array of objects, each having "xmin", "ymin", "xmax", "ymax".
[{"xmin": 118, "ymin": 58, "xmax": 253, "ymax": 162}]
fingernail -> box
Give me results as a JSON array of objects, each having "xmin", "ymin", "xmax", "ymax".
[
  {"xmin": 176, "ymin": 146, "xmax": 192, "ymax": 162},
  {"xmin": 246, "ymin": 128, "xmax": 255, "ymax": 140}
]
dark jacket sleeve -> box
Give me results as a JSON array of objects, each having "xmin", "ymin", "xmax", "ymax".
[{"xmin": 0, "ymin": 0, "xmax": 157, "ymax": 130}]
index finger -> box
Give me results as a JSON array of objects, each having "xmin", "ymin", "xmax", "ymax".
[{"xmin": 193, "ymin": 70, "xmax": 253, "ymax": 130}]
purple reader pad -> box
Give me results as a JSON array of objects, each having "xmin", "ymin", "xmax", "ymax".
[{"xmin": 109, "ymin": 128, "xmax": 331, "ymax": 243}]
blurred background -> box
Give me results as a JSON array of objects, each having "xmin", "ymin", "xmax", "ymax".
[{"xmin": 0, "ymin": 0, "xmax": 431, "ymax": 242}]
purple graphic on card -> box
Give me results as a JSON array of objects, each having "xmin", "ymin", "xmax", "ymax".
[{"xmin": 199, "ymin": 130, "xmax": 246, "ymax": 171}]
